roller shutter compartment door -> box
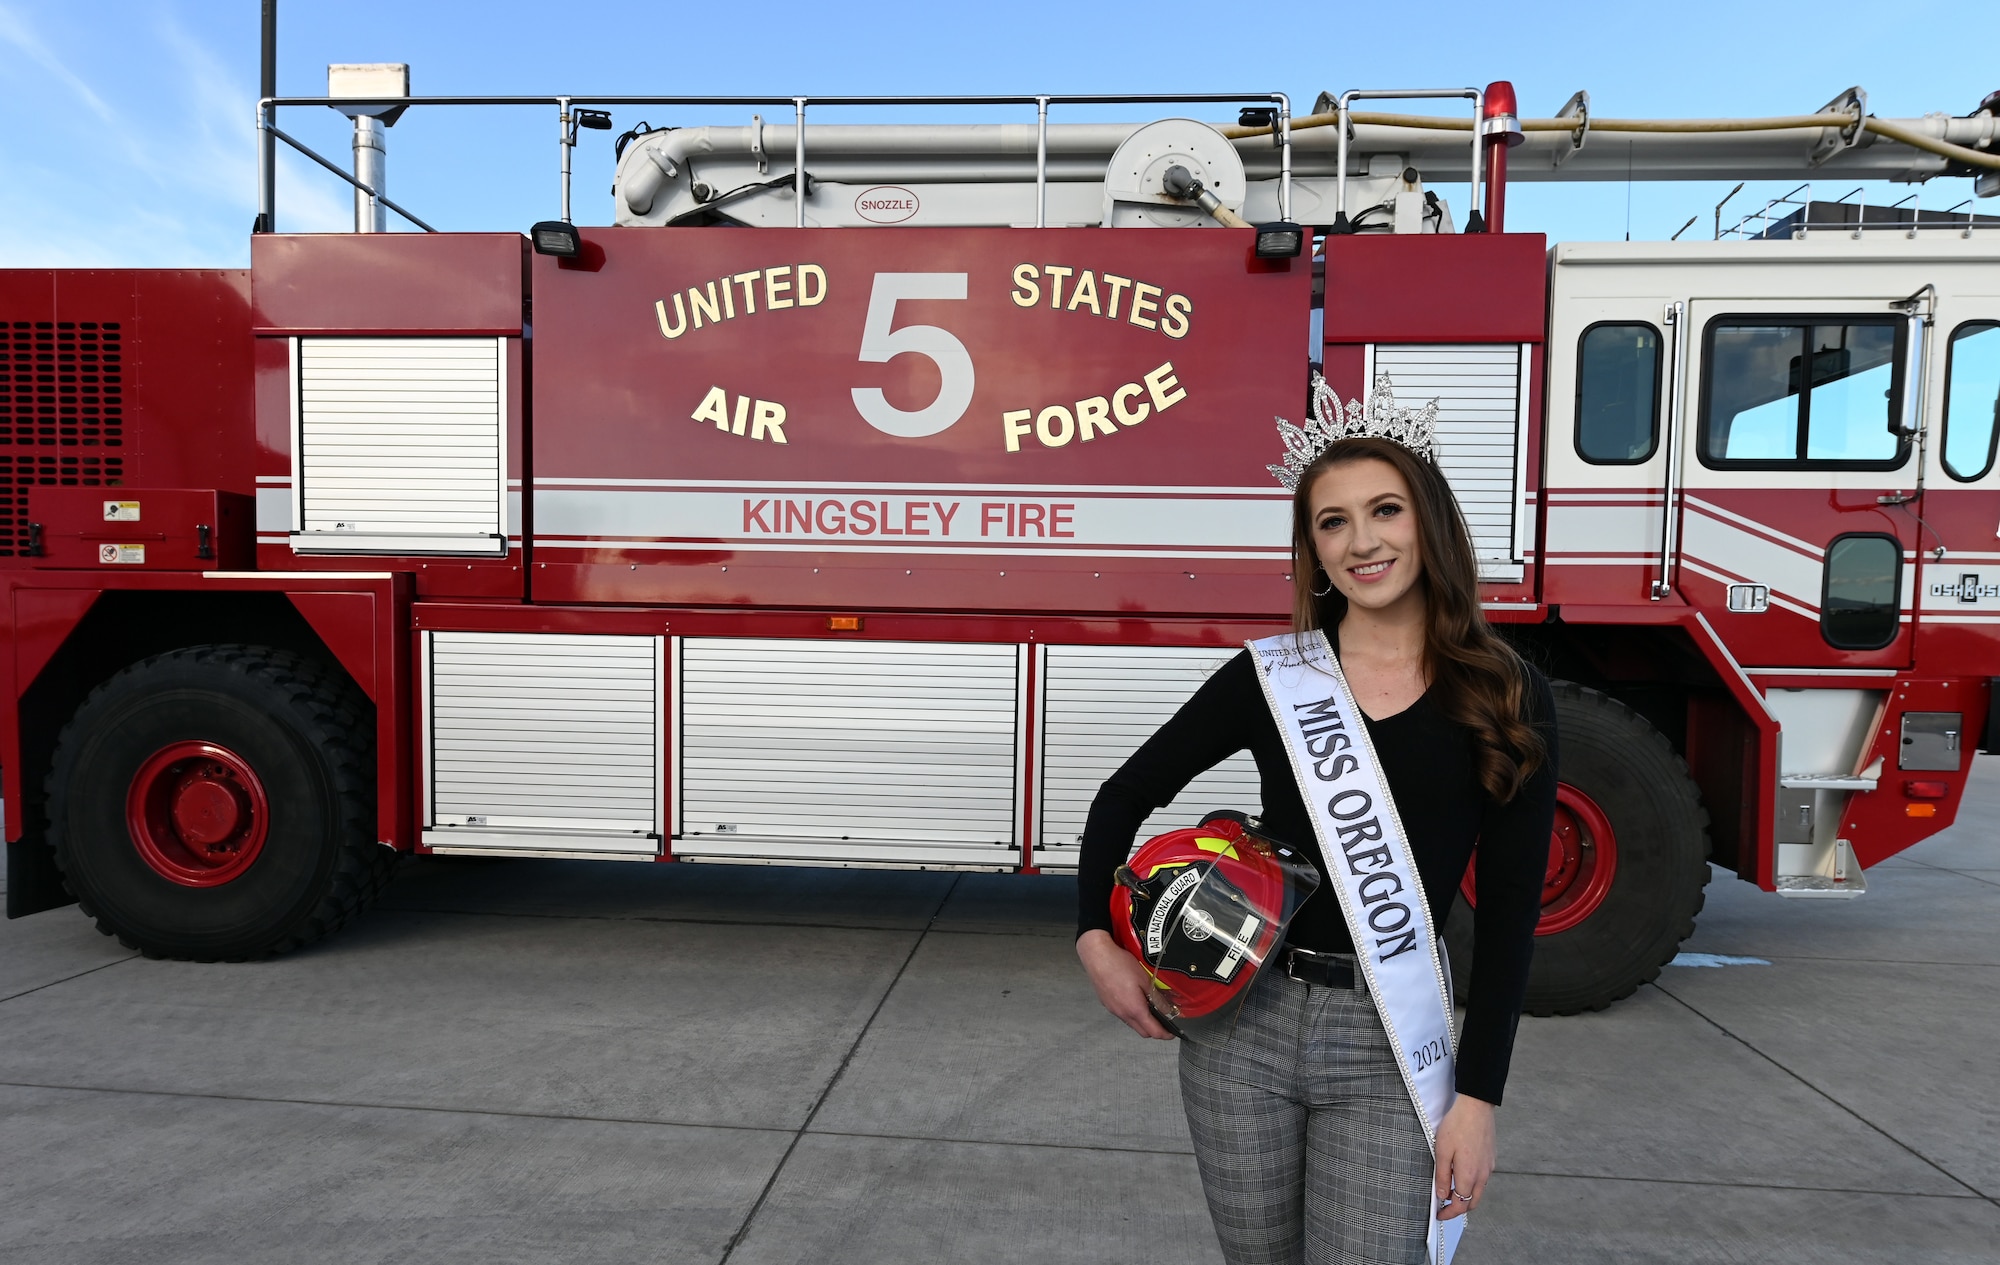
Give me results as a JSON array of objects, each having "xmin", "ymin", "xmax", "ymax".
[
  {"xmin": 678, "ymin": 639, "xmax": 1023, "ymax": 867},
  {"xmin": 1368, "ymin": 343, "xmax": 1527, "ymax": 573},
  {"xmin": 424, "ymin": 632, "xmax": 663, "ymax": 856},
  {"xmin": 1036, "ymin": 645, "xmax": 1261, "ymax": 871},
  {"xmin": 292, "ymin": 337, "xmax": 507, "ymax": 555}
]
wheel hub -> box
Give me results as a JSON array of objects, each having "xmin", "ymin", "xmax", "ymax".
[
  {"xmin": 1459, "ymin": 781, "xmax": 1620, "ymax": 936},
  {"xmin": 127, "ymin": 742, "xmax": 270, "ymax": 887},
  {"xmin": 172, "ymin": 776, "xmax": 246, "ymax": 846}
]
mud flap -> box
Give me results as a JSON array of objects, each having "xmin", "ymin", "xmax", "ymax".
[{"xmin": 7, "ymin": 837, "xmax": 75, "ymax": 919}]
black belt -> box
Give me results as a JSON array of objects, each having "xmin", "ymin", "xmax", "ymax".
[{"xmin": 1282, "ymin": 947, "xmax": 1357, "ymax": 990}]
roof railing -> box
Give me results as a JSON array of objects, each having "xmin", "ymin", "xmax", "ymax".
[
  {"xmin": 254, "ymin": 91, "xmax": 1296, "ymax": 234},
  {"xmin": 1715, "ymin": 185, "xmax": 1996, "ymax": 240},
  {"xmin": 1720, "ymin": 183, "xmax": 1811, "ymax": 239}
]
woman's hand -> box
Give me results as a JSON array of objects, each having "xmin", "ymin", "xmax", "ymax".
[
  {"xmin": 1076, "ymin": 929, "xmax": 1176, "ymax": 1040},
  {"xmin": 1432, "ymin": 1093, "xmax": 1497, "ymax": 1220}
]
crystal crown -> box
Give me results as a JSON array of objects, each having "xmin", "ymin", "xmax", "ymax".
[{"xmin": 1267, "ymin": 371, "xmax": 1439, "ymax": 491}]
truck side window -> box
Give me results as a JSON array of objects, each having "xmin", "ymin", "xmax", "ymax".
[
  {"xmin": 1820, "ymin": 533, "xmax": 1901, "ymax": 650},
  {"xmin": 1700, "ymin": 319, "xmax": 1905, "ymax": 469},
  {"xmin": 1941, "ymin": 322, "xmax": 2000, "ymax": 481},
  {"xmin": 1575, "ymin": 323, "xmax": 1661, "ymax": 463}
]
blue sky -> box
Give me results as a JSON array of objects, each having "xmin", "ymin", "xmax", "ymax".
[{"xmin": 0, "ymin": 0, "xmax": 1990, "ymax": 266}]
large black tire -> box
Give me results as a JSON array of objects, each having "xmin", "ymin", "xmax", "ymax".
[
  {"xmin": 47, "ymin": 645, "xmax": 394, "ymax": 960},
  {"xmin": 1444, "ymin": 681, "xmax": 1711, "ymax": 1015}
]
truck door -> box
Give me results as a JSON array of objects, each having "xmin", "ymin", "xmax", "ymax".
[
  {"xmin": 1915, "ymin": 303, "xmax": 2000, "ymax": 658},
  {"xmin": 1673, "ymin": 297, "xmax": 1926, "ymax": 669},
  {"xmin": 1540, "ymin": 296, "xmax": 1675, "ymax": 607}
]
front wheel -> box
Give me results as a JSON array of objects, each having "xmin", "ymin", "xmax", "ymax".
[
  {"xmin": 1445, "ymin": 681, "xmax": 1711, "ymax": 1015},
  {"xmin": 47, "ymin": 645, "xmax": 393, "ymax": 960}
]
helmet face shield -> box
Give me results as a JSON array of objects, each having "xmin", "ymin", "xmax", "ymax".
[{"xmin": 1111, "ymin": 814, "xmax": 1321, "ymax": 1039}]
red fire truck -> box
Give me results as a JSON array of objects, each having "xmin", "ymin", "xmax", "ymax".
[{"xmin": 6, "ymin": 44, "xmax": 1999, "ymax": 1013}]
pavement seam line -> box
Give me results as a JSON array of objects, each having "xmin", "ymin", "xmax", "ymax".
[
  {"xmin": 1494, "ymin": 1167, "xmax": 1989, "ymax": 1200},
  {"xmin": 714, "ymin": 872, "xmax": 963, "ymax": 1265},
  {"xmin": 380, "ymin": 903, "xmax": 1066, "ymax": 937},
  {"xmin": 0, "ymin": 1075, "xmax": 1985, "ymax": 1202},
  {"xmin": 1937, "ymin": 868, "xmax": 2000, "ymax": 890},
  {"xmin": 0, "ymin": 1078, "xmax": 1192, "ymax": 1157},
  {"xmin": 0, "ymin": 1078, "xmax": 805, "ymax": 1133},
  {"xmin": 1876, "ymin": 856, "xmax": 2000, "ymax": 889},
  {"xmin": 798, "ymin": 1126, "xmax": 1191, "ymax": 1157},
  {"xmin": 1648, "ymin": 981, "xmax": 1998, "ymax": 1208},
  {"xmin": 0, "ymin": 953, "xmax": 138, "ymax": 1006}
]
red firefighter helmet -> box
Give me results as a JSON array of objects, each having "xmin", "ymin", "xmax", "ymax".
[{"xmin": 1111, "ymin": 812, "xmax": 1320, "ymax": 1037}]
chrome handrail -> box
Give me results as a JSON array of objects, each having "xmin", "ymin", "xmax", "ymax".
[{"xmin": 1332, "ymin": 88, "xmax": 1483, "ymax": 233}]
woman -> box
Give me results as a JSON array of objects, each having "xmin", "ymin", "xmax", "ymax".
[{"xmin": 1075, "ymin": 416, "xmax": 1557, "ymax": 1265}]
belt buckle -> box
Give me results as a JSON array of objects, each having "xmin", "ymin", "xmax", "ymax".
[
  {"xmin": 1284, "ymin": 947, "xmax": 1356, "ymax": 991},
  {"xmin": 1285, "ymin": 947, "xmax": 1326, "ymax": 984}
]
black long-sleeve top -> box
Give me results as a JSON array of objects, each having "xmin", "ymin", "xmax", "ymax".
[{"xmin": 1076, "ymin": 648, "xmax": 1558, "ymax": 1106}]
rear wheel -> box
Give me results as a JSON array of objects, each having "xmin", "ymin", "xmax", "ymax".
[
  {"xmin": 47, "ymin": 645, "xmax": 393, "ymax": 960},
  {"xmin": 1445, "ymin": 681, "xmax": 1710, "ymax": 1015}
]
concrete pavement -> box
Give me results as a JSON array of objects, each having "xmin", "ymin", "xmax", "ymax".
[{"xmin": 3, "ymin": 762, "xmax": 1998, "ymax": 1263}]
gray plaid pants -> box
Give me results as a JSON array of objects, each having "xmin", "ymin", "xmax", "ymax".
[{"xmin": 1178, "ymin": 960, "xmax": 1432, "ymax": 1265}]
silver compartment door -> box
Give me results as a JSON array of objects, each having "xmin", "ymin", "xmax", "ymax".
[
  {"xmin": 292, "ymin": 337, "xmax": 507, "ymax": 556},
  {"xmin": 1036, "ymin": 645, "xmax": 1261, "ymax": 871},
  {"xmin": 424, "ymin": 631, "xmax": 664, "ymax": 855},
  {"xmin": 678, "ymin": 638, "xmax": 1021, "ymax": 867},
  {"xmin": 1367, "ymin": 343, "xmax": 1528, "ymax": 580}
]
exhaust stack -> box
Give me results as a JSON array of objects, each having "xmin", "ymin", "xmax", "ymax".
[{"xmin": 328, "ymin": 63, "xmax": 409, "ymax": 233}]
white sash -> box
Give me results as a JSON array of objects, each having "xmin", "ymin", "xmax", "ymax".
[{"xmin": 1246, "ymin": 630, "xmax": 1465, "ymax": 1265}]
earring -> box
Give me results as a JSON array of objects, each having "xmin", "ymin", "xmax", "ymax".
[{"xmin": 1310, "ymin": 567, "xmax": 1334, "ymax": 597}]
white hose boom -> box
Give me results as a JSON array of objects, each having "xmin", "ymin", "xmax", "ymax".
[{"xmin": 1222, "ymin": 110, "xmax": 2000, "ymax": 172}]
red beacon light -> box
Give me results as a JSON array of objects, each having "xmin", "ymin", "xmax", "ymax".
[
  {"xmin": 1482, "ymin": 80, "xmax": 1523, "ymax": 137},
  {"xmin": 1478, "ymin": 80, "xmax": 1524, "ymax": 234}
]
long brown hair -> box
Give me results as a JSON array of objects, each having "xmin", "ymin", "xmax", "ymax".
[{"xmin": 1290, "ymin": 436, "xmax": 1545, "ymax": 802}]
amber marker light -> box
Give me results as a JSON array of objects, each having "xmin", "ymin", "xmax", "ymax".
[
  {"xmin": 1906, "ymin": 803, "xmax": 1938, "ymax": 818},
  {"xmin": 827, "ymin": 616, "xmax": 864, "ymax": 632}
]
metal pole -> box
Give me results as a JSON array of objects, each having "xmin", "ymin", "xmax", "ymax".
[
  {"xmin": 258, "ymin": 102, "xmax": 275, "ymax": 233},
  {"xmin": 352, "ymin": 115, "xmax": 386, "ymax": 232},
  {"xmin": 558, "ymin": 96, "xmax": 573, "ymax": 223},
  {"xmin": 1483, "ymin": 119, "xmax": 1506, "ymax": 232},
  {"xmin": 260, "ymin": 3, "xmax": 277, "ymax": 101},
  {"xmin": 1712, "ymin": 182, "xmax": 1743, "ymax": 240},
  {"xmin": 256, "ymin": 1, "xmax": 277, "ymax": 232},
  {"xmin": 1035, "ymin": 96, "xmax": 1049, "ymax": 228},
  {"xmin": 1275, "ymin": 93, "xmax": 1292, "ymax": 221},
  {"xmin": 794, "ymin": 97, "xmax": 807, "ymax": 228},
  {"xmin": 1653, "ymin": 300, "xmax": 1687, "ymax": 600},
  {"xmin": 1469, "ymin": 89, "xmax": 1484, "ymax": 233},
  {"xmin": 1334, "ymin": 97, "xmax": 1350, "ymax": 232}
]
